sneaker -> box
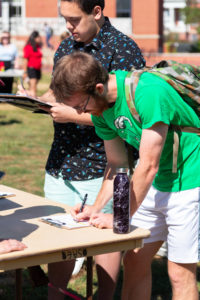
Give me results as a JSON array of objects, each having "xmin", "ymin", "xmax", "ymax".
[{"xmin": 72, "ymin": 257, "xmax": 85, "ymax": 276}]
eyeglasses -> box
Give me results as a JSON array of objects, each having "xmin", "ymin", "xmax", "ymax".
[{"xmin": 74, "ymin": 95, "xmax": 91, "ymax": 113}]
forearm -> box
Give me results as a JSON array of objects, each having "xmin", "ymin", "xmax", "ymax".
[
  {"xmin": 60, "ymin": 109, "xmax": 93, "ymax": 125},
  {"xmin": 130, "ymin": 123, "xmax": 168, "ymax": 216},
  {"xmin": 130, "ymin": 160, "xmax": 158, "ymax": 216},
  {"xmin": 39, "ymin": 89, "xmax": 93, "ymax": 125},
  {"xmin": 92, "ymin": 163, "xmax": 119, "ymax": 212},
  {"xmin": 92, "ymin": 138, "xmax": 129, "ymax": 212},
  {"xmin": 39, "ymin": 89, "xmax": 56, "ymax": 102}
]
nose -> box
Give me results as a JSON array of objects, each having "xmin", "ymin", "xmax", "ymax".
[{"xmin": 66, "ymin": 21, "xmax": 73, "ymax": 32}]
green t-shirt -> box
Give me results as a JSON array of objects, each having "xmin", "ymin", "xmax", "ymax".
[{"xmin": 92, "ymin": 70, "xmax": 200, "ymax": 192}]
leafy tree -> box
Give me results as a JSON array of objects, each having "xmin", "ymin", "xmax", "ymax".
[
  {"xmin": 182, "ymin": 0, "xmax": 200, "ymax": 25},
  {"xmin": 182, "ymin": 0, "xmax": 200, "ymax": 43}
]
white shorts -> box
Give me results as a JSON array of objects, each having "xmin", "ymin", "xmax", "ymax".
[{"xmin": 131, "ymin": 185, "xmax": 200, "ymax": 263}]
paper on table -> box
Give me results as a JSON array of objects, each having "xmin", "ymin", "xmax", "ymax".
[
  {"xmin": 40, "ymin": 214, "xmax": 91, "ymax": 230},
  {"xmin": 0, "ymin": 192, "xmax": 16, "ymax": 199}
]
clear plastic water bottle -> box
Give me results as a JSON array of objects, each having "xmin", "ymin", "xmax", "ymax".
[{"xmin": 113, "ymin": 168, "xmax": 130, "ymax": 234}]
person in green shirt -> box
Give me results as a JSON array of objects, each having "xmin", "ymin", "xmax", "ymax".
[{"xmin": 50, "ymin": 51, "xmax": 200, "ymax": 300}]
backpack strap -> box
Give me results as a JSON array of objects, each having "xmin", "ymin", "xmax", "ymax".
[
  {"xmin": 125, "ymin": 70, "xmax": 146, "ymax": 123},
  {"xmin": 125, "ymin": 70, "xmax": 144, "ymax": 174},
  {"xmin": 172, "ymin": 131, "xmax": 179, "ymax": 173},
  {"xmin": 170, "ymin": 125, "xmax": 200, "ymax": 173}
]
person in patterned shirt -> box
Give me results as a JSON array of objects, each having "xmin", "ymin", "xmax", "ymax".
[{"xmin": 39, "ymin": 0, "xmax": 145, "ymax": 299}]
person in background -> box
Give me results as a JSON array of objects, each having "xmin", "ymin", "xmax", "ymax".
[
  {"xmin": 20, "ymin": 0, "xmax": 145, "ymax": 299},
  {"xmin": 0, "ymin": 31, "xmax": 19, "ymax": 93},
  {"xmin": 0, "ymin": 239, "xmax": 27, "ymax": 254},
  {"xmin": 23, "ymin": 31, "xmax": 42, "ymax": 97},
  {"xmin": 44, "ymin": 23, "xmax": 54, "ymax": 50}
]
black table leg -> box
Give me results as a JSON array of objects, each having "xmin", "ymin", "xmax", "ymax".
[
  {"xmin": 86, "ymin": 256, "xmax": 93, "ymax": 300},
  {"xmin": 15, "ymin": 269, "xmax": 22, "ymax": 300}
]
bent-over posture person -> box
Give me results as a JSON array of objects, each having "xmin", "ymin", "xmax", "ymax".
[{"xmin": 50, "ymin": 52, "xmax": 200, "ymax": 300}]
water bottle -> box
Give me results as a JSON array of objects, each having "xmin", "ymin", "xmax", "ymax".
[{"xmin": 113, "ymin": 168, "xmax": 130, "ymax": 234}]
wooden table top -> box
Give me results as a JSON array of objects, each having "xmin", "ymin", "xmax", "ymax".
[{"xmin": 0, "ymin": 185, "xmax": 150, "ymax": 271}]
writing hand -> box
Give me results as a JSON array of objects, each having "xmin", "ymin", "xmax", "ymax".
[
  {"xmin": 16, "ymin": 84, "xmax": 29, "ymax": 96},
  {"xmin": 70, "ymin": 204, "xmax": 96, "ymax": 222}
]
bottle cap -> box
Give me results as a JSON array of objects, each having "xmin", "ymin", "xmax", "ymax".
[{"xmin": 116, "ymin": 167, "xmax": 128, "ymax": 173}]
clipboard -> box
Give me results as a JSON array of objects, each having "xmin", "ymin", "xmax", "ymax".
[
  {"xmin": 0, "ymin": 93, "xmax": 52, "ymax": 114},
  {"xmin": 40, "ymin": 214, "xmax": 91, "ymax": 230},
  {"xmin": 0, "ymin": 192, "xmax": 16, "ymax": 199}
]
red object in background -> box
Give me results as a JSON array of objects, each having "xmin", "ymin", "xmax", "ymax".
[
  {"xmin": 0, "ymin": 79, "xmax": 5, "ymax": 86},
  {"xmin": 0, "ymin": 61, "xmax": 5, "ymax": 71},
  {"xmin": 23, "ymin": 44, "xmax": 42, "ymax": 70}
]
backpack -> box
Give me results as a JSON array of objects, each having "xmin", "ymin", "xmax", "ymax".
[{"xmin": 125, "ymin": 60, "xmax": 200, "ymax": 173}]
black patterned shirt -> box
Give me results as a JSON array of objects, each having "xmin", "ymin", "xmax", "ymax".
[{"xmin": 46, "ymin": 17, "xmax": 145, "ymax": 181}]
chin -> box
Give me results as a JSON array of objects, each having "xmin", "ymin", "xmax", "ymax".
[
  {"xmin": 92, "ymin": 112, "xmax": 102, "ymax": 116},
  {"xmin": 91, "ymin": 109, "xmax": 105, "ymax": 117}
]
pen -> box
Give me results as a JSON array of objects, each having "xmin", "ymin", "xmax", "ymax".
[
  {"xmin": 79, "ymin": 193, "xmax": 88, "ymax": 213},
  {"xmin": 20, "ymin": 77, "xmax": 28, "ymax": 96}
]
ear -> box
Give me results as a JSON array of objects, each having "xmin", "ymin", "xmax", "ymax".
[
  {"xmin": 95, "ymin": 83, "xmax": 104, "ymax": 95},
  {"xmin": 93, "ymin": 6, "xmax": 102, "ymax": 21}
]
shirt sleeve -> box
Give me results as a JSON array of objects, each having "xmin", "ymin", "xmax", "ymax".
[{"xmin": 91, "ymin": 115, "xmax": 118, "ymax": 140}]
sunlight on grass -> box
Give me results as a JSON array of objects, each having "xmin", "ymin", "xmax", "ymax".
[{"xmin": 0, "ymin": 74, "xmax": 53, "ymax": 196}]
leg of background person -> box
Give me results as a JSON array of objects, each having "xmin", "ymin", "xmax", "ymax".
[
  {"xmin": 28, "ymin": 78, "xmax": 38, "ymax": 97},
  {"xmin": 46, "ymin": 34, "xmax": 53, "ymax": 49},
  {"xmin": 122, "ymin": 241, "xmax": 163, "ymax": 300},
  {"xmin": 46, "ymin": 35, "xmax": 50, "ymax": 48},
  {"xmin": 95, "ymin": 251, "xmax": 121, "ymax": 300},
  {"xmin": 168, "ymin": 261, "xmax": 198, "ymax": 300},
  {"xmin": 48, "ymin": 260, "xmax": 75, "ymax": 300}
]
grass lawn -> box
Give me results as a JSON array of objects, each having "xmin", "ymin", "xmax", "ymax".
[{"xmin": 0, "ymin": 73, "xmax": 198, "ymax": 299}]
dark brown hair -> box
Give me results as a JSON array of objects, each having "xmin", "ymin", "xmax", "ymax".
[
  {"xmin": 51, "ymin": 52, "xmax": 108, "ymax": 101},
  {"xmin": 61, "ymin": 0, "xmax": 104, "ymax": 14}
]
